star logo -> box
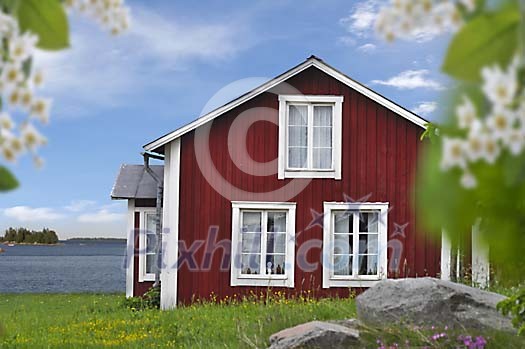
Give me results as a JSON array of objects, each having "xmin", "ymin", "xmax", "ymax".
[
  {"xmin": 392, "ymin": 222, "xmax": 409, "ymax": 239},
  {"xmin": 305, "ymin": 208, "xmax": 326, "ymax": 230}
]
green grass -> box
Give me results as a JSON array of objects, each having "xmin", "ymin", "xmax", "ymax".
[{"xmin": 0, "ymin": 293, "xmax": 523, "ymax": 348}]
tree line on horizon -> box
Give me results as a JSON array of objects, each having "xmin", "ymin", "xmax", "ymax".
[{"xmin": 1, "ymin": 227, "xmax": 59, "ymax": 244}]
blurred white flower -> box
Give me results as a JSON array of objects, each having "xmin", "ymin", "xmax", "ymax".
[
  {"xmin": 9, "ymin": 32, "xmax": 38, "ymax": 63},
  {"xmin": 20, "ymin": 88, "xmax": 33, "ymax": 111},
  {"xmin": 31, "ymin": 98, "xmax": 51, "ymax": 124},
  {"xmin": 505, "ymin": 128, "xmax": 525, "ymax": 155},
  {"xmin": 0, "ymin": 11, "xmax": 18, "ymax": 38},
  {"xmin": 1, "ymin": 62, "xmax": 23, "ymax": 87},
  {"xmin": 481, "ymin": 64, "xmax": 518, "ymax": 108},
  {"xmin": 465, "ymin": 132, "xmax": 485, "ymax": 162},
  {"xmin": 482, "ymin": 135, "xmax": 500, "ymax": 164},
  {"xmin": 456, "ymin": 96, "xmax": 477, "ymax": 129},
  {"xmin": 375, "ymin": 0, "xmax": 469, "ymax": 42},
  {"xmin": 486, "ymin": 107, "xmax": 516, "ymax": 140},
  {"xmin": 441, "ymin": 137, "xmax": 466, "ymax": 170},
  {"xmin": 21, "ymin": 123, "xmax": 46, "ymax": 149},
  {"xmin": 460, "ymin": 170, "xmax": 477, "ymax": 189},
  {"xmin": 31, "ymin": 69, "xmax": 44, "ymax": 88},
  {"xmin": 0, "ymin": 112, "xmax": 14, "ymax": 130}
]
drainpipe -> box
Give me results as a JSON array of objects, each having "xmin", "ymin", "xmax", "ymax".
[{"xmin": 142, "ymin": 152, "xmax": 164, "ymax": 289}]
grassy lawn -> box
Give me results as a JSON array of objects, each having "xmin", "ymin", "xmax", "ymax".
[{"xmin": 0, "ymin": 293, "xmax": 523, "ymax": 348}]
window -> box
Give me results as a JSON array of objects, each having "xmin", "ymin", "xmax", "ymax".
[
  {"xmin": 139, "ymin": 211, "xmax": 159, "ymax": 282},
  {"xmin": 278, "ymin": 95, "xmax": 343, "ymax": 179},
  {"xmin": 231, "ymin": 202, "xmax": 296, "ymax": 287},
  {"xmin": 322, "ymin": 202, "xmax": 388, "ymax": 288}
]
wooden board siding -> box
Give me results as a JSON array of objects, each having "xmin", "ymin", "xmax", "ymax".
[{"xmin": 173, "ymin": 66, "xmax": 439, "ymax": 304}]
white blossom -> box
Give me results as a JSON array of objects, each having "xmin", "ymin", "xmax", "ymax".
[
  {"xmin": 460, "ymin": 170, "xmax": 477, "ymax": 189},
  {"xmin": 1, "ymin": 62, "xmax": 23, "ymax": 87},
  {"xmin": 465, "ymin": 132, "xmax": 485, "ymax": 162},
  {"xmin": 0, "ymin": 112, "xmax": 14, "ymax": 130},
  {"xmin": 31, "ymin": 68, "xmax": 44, "ymax": 88},
  {"xmin": 21, "ymin": 123, "xmax": 46, "ymax": 149},
  {"xmin": 486, "ymin": 107, "xmax": 516, "ymax": 140},
  {"xmin": 456, "ymin": 96, "xmax": 477, "ymax": 129},
  {"xmin": 481, "ymin": 135, "xmax": 500, "ymax": 164},
  {"xmin": 481, "ymin": 63, "xmax": 518, "ymax": 108},
  {"xmin": 9, "ymin": 32, "xmax": 38, "ymax": 63},
  {"xmin": 441, "ymin": 137, "xmax": 466, "ymax": 170},
  {"xmin": 504, "ymin": 127, "xmax": 525, "ymax": 156},
  {"xmin": 30, "ymin": 98, "xmax": 51, "ymax": 124}
]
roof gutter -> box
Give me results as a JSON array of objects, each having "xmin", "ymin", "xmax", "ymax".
[{"xmin": 142, "ymin": 152, "xmax": 164, "ymax": 289}]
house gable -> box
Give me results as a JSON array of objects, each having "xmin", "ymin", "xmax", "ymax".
[{"xmin": 144, "ymin": 56, "xmax": 428, "ymax": 153}]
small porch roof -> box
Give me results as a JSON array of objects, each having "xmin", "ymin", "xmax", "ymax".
[{"xmin": 110, "ymin": 164, "xmax": 164, "ymax": 200}]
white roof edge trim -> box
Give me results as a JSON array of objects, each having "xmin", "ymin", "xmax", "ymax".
[{"xmin": 144, "ymin": 58, "xmax": 428, "ymax": 152}]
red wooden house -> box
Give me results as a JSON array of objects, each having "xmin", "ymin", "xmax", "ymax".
[{"xmin": 111, "ymin": 56, "xmax": 490, "ymax": 309}]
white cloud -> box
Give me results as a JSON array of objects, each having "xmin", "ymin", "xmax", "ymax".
[
  {"xmin": 371, "ymin": 70, "xmax": 444, "ymax": 90},
  {"xmin": 357, "ymin": 43, "xmax": 377, "ymax": 53},
  {"xmin": 3, "ymin": 206, "xmax": 65, "ymax": 222},
  {"xmin": 64, "ymin": 200, "xmax": 97, "ymax": 212},
  {"xmin": 339, "ymin": 1, "xmax": 382, "ymax": 38},
  {"xmin": 78, "ymin": 209, "xmax": 125, "ymax": 223},
  {"xmin": 35, "ymin": 5, "xmax": 251, "ymax": 118},
  {"xmin": 412, "ymin": 101, "xmax": 437, "ymax": 117}
]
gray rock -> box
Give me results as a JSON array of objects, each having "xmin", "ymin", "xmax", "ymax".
[
  {"xmin": 356, "ymin": 277, "xmax": 514, "ymax": 332},
  {"xmin": 268, "ymin": 320, "xmax": 361, "ymax": 349}
]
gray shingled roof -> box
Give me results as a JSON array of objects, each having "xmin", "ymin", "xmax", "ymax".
[{"xmin": 111, "ymin": 164, "xmax": 164, "ymax": 200}]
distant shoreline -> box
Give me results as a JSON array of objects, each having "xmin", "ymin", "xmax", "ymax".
[{"xmin": 1, "ymin": 242, "xmax": 64, "ymax": 246}]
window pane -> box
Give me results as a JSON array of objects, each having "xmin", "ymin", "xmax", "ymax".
[
  {"xmin": 265, "ymin": 254, "xmax": 286, "ymax": 275},
  {"xmin": 333, "ymin": 255, "xmax": 352, "ymax": 276},
  {"xmin": 242, "ymin": 233, "xmax": 261, "ymax": 253},
  {"xmin": 146, "ymin": 233, "xmax": 157, "ymax": 254},
  {"xmin": 288, "ymin": 147, "xmax": 307, "ymax": 168},
  {"xmin": 334, "ymin": 234, "xmax": 352, "ymax": 255},
  {"xmin": 289, "ymin": 126, "xmax": 307, "ymax": 147},
  {"xmin": 266, "ymin": 233, "xmax": 286, "ymax": 254},
  {"xmin": 241, "ymin": 254, "xmax": 260, "ymax": 274},
  {"xmin": 358, "ymin": 255, "xmax": 378, "ymax": 275},
  {"xmin": 359, "ymin": 212, "xmax": 379, "ymax": 233},
  {"xmin": 313, "ymin": 127, "xmax": 332, "ymax": 147},
  {"xmin": 268, "ymin": 212, "xmax": 287, "ymax": 232},
  {"xmin": 359, "ymin": 233, "xmax": 378, "ymax": 254},
  {"xmin": 146, "ymin": 214, "xmax": 156, "ymax": 233},
  {"xmin": 242, "ymin": 212, "xmax": 261, "ymax": 232},
  {"xmin": 289, "ymin": 105, "xmax": 308, "ymax": 125},
  {"xmin": 312, "ymin": 148, "xmax": 332, "ymax": 169},
  {"xmin": 146, "ymin": 254, "xmax": 156, "ymax": 274},
  {"xmin": 334, "ymin": 212, "xmax": 352, "ymax": 233},
  {"xmin": 313, "ymin": 106, "xmax": 333, "ymax": 126}
]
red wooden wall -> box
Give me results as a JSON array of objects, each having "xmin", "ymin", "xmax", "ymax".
[{"xmin": 170, "ymin": 67, "xmax": 441, "ymax": 304}]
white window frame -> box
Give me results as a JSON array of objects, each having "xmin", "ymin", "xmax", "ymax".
[
  {"xmin": 231, "ymin": 201, "xmax": 296, "ymax": 287},
  {"xmin": 278, "ymin": 95, "xmax": 343, "ymax": 180},
  {"xmin": 138, "ymin": 208, "xmax": 157, "ymax": 282},
  {"xmin": 322, "ymin": 202, "xmax": 388, "ymax": 288}
]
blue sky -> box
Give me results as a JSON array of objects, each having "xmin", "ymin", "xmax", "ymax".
[{"xmin": 0, "ymin": 0, "xmax": 452, "ymax": 238}]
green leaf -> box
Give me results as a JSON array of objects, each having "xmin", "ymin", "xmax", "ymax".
[
  {"xmin": 442, "ymin": 6, "xmax": 520, "ymax": 82},
  {"xmin": 16, "ymin": 0, "xmax": 69, "ymax": 50},
  {"xmin": 0, "ymin": 166, "xmax": 19, "ymax": 192}
]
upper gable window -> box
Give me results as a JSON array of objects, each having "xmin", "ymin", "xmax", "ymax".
[{"xmin": 278, "ymin": 95, "xmax": 343, "ymax": 180}]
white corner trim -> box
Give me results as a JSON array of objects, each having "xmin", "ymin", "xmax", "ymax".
[
  {"xmin": 322, "ymin": 202, "xmax": 389, "ymax": 288},
  {"xmin": 125, "ymin": 199, "xmax": 135, "ymax": 298},
  {"xmin": 160, "ymin": 139, "xmax": 181, "ymax": 310},
  {"xmin": 440, "ymin": 229, "xmax": 451, "ymax": 281},
  {"xmin": 471, "ymin": 220, "xmax": 489, "ymax": 288},
  {"xmin": 278, "ymin": 95, "xmax": 343, "ymax": 180},
  {"xmin": 230, "ymin": 201, "xmax": 296, "ymax": 288},
  {"xmin": 144, "ymin": 57, "xmax": 427, "ymax": 152}
]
